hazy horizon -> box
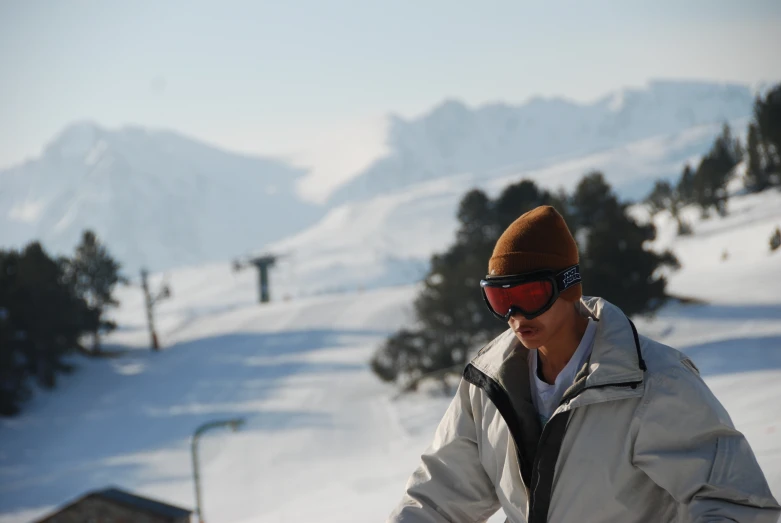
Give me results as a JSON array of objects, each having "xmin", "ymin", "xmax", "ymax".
[{"xmin": 2, "ymin": 0, "xmax": 780, "ymax": 189}]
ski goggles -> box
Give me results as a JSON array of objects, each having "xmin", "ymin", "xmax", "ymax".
[{"xmin": 480, "ymin": 264, "xmax": 582, "ymax": 321}]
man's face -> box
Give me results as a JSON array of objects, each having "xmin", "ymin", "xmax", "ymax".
[{"xmin": 507, "ymin": 297, "xmax": 572, "ymax": 349}]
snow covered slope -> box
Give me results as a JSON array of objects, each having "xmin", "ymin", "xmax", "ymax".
[
  {"xmin": 0, "ymin": 123, "xmax": 322, "ymax": 272},
  {"xmin": 330, "ymin": 80, "xmax": 754, "ymax": 203},
  {"xmin": 646, "ymin": 189, "xmax": 781, "ymax": 306},
  {"xmin": 266, "ymin": 120, "xmax": 748, "ymax": 298},
  {"xmin": 1, "ymin": 189, "xmax": 780, "ymax": 523}
]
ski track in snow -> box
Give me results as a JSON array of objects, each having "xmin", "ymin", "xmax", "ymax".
[{"xmin": 1, "ymin": 189, "xmax": 781, "ymax": 522}]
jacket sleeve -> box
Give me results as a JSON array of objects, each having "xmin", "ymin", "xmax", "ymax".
[
  {"xmin": 388, "ymin": 378, "xmax": 501, "ymax": 523},
  {"xmin": 632, "ymin": 362, "xmax": 781, "ymax": 523}
]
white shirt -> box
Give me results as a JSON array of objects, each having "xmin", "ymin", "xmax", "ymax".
[{"xmin": 529, "ymin": 318, "xmax": 597, "ymax": 426}]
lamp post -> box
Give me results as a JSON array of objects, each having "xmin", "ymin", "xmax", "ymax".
[{"xmin": 191, "ymin": 418, "xmax": 245, "ymax": 523}]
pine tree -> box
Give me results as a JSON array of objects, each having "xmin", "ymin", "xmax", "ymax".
[
  {"xmin": 771, "ymin": 227, "xmax": 781, "ymax": 253},
  {"xmin": 13, "ymin": 244, "xmax": 94, "ymax": 386},
  {"xmin": 693, "ymin": 124, "xmax": 741, "ymax": 216},
  {"xmin": 570, "ymin": 171, "xmax": 619, "ymax": 230},
  {"xmin": 0, "ymin": 242, "xmax": 99, "ymax": 416},
  {"xmin": 671, "ymin": 164, "xmax": 696, "ymax": 235},
  {"xmin": 0, "ymin": 252, "xmax": 30, "ymax": 416},
  {"xmin": 667, "ymin": 193, "xmax": 692, "ymax": 236},
  {"xmin": 572, "ymin": 173, "xmax": 679, "ymax": 316},
  {"xmin": 677, "ymin": 165, "xmax": 695, "ymax": 205},
  {"xmin": 62, "ymin": 231, "xmax": 126, "ymax": 353},
  {"xmin": 754, "ymin": 85, "xmax": 781, "ymax": 178},
  {"xmin": 645, "ymin": 180, "xmax": 674, "ymax": 215},
  {"xmin": 744, "ymin": 123, "xmax": 770, "ymax": 192}
]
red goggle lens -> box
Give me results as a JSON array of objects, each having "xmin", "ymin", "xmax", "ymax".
[{"xmin": 483, "ymin": 280, "xmax": 553, "ymax": 316}]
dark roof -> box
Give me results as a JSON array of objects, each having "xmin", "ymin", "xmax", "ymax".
[{"xmin": 95, "ymin": 487, "xmax": 192, "ymax": 519}]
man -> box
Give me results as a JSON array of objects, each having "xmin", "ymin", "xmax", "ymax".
[{"xmin": 389, "ymin": 206, "xmax": 780, "ymax": 523}]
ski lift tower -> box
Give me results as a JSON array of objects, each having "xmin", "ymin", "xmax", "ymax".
[{"xmin": 233, "ymin": 254, "xmax": 278, "ymax": 304}]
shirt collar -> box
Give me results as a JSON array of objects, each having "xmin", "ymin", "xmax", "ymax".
[{"xmin": 532, "ymin": 318, "xmax": 597, "ymax": 389}]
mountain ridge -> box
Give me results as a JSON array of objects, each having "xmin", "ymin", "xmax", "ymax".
[
  {"xmin": 0, "ymin": 79, "xmax": 758, "ymax": 273},
  {"xmin": 330, "ymin": 79, "xmax": 754, "ymax": 204},
  {"xmin": 0, "ymin": 122, "xmax": 323, "ymax": 273}
]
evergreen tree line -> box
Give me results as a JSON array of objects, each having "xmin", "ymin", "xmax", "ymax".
[
  {"xmin": 646, "ymin": 84, "xmax": 781, "ymax": 231},
  {"xmin": 371, "ymin": 173, "xmax": 679, "ymax": 387},
  {"xmin": 0, "ymin": 231, "xmax": 124, "ymax": 416}
]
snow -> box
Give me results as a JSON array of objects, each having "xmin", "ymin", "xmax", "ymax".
[
  {"xmin": 1, "ymin": 187, "xmax": 781, "ymax": 522},
  {"xmin": 84, "ymin": 139, "xmax": 109, "ymax": 167},
  {"xmin": 652, "ymin": 190, "xmax": 781, "ymax": 304},
  {"xmin": 7, "ymin": 200, "xmax": 46, "ymax": 224},
  {"xmin": 291, "ymin": 116, "xmax": 391, "ymax": 205},
  {"xmin": 607, "ymin": 90, "xmax": 626, "ymax": 112},
  {"xmin": 266, "ymin": 175, "xmax": 464, "ymax": 296}
]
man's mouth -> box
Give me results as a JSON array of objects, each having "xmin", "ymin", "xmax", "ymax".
[{"xmin": 517, "ymin": 326, "xmax": 538, "ymax": 337}]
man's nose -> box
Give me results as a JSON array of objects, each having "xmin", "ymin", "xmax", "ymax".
[{"xmin": 508, "ymin": 314, "xmax": 524, "ymax": 329}]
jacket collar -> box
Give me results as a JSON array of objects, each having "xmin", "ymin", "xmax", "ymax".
[
  {"xmin": 576, "ymin": 297, "xmax": 645, "ymax": 388},
  {"xmin": 471, "ymin": 296, "xmax": 644, "ymax": 390}
]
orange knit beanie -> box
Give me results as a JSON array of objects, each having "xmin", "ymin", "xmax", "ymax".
[{"xmin": 488, "ymin": 205, "xmax": 582, "ymax": 302}]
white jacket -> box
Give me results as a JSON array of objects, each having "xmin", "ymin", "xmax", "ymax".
[{"xmin": 389, "ymin": 297, "xmax": 780, "ymax": 522}]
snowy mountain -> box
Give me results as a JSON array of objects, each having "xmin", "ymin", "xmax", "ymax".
[
  {"xmin": 0, "ymin": 122, "xmax": 323, "ymax": 272},
  {"xmin": 0, "ymin": 189, "xmax": 779, "ymax": 523},
  {"xmin": 330, "ymin": 80, "xmax": 754, "ymax": 204},
  {"xmin": 265, "ymin": 120, "xmax": 750, "ymax": 298},
  {"xmin": 0, "ymin": 80, "xmax": 756, "ymax": 275}
]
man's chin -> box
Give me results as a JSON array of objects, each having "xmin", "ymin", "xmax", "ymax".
[{"xmin": 514, "ymin": 332, "xmax": 542, "ymax": 349}]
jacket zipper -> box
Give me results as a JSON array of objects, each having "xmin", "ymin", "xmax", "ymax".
[{"xmin": 527, "ymin": 379, "xmax": 642, "ymax": 522}]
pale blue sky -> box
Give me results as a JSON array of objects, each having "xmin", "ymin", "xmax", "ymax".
[{"xmin": 1, "ymin": 0, "xmax": 780, "ymax": 174}]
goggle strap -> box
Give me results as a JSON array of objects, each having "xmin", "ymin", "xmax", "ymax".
[{"xmin": 556, "ymin": 265, "xmax": 582, "ymax": 291}]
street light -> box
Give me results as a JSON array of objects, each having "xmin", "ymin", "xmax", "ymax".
[{"xmin": 191, "ymin": 418, "xmax": 245, "ymax": 523}]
